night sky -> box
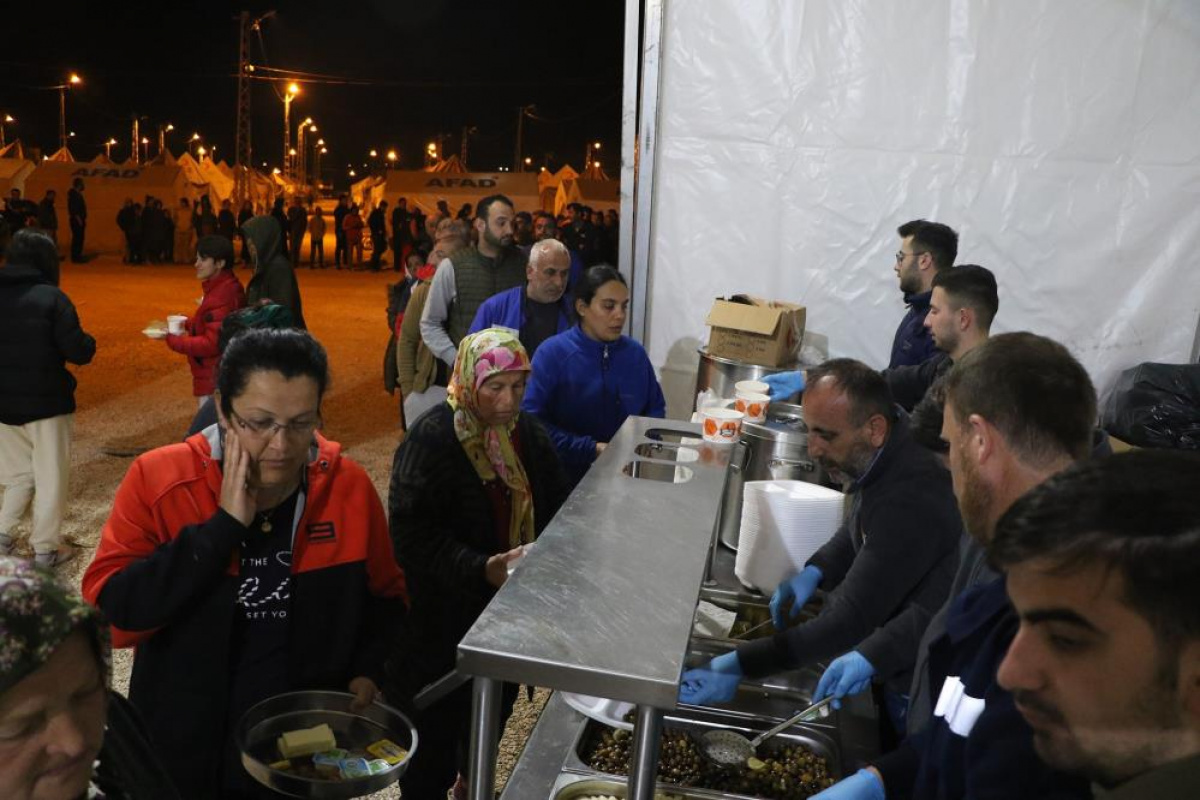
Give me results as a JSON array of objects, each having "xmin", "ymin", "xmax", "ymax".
[{"xmin": 3, "ymin": 1, "xmax": 625, "ymax": 189}]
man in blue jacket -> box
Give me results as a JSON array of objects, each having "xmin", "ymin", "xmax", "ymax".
[
  {"xmin": 890, "ymin": 219, "xmax": 958, "ymax": 368},
  {"xmin": 468, "ymin": 238, "xmax": 573, "ymax": 356}
]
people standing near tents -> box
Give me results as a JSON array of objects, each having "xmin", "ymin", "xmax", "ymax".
[
  {"xmin": 244, "ymin": 214, "xmax": 306, "ymax": 329},
  {"xmin": 287, "ymin": 197, "xmax": 307, "ymax": 266},
  {"xmin": 217, "ymin": 198, "xmax": 237, "ymax": 243},
  {"xmin": 237, "ymin": 199, "xmax": 253, "ymax": 265},
  {"xmin": 343, "ymin": 203, "xmax": 365, "ymax": 269},
  {"xmin": 173, "ymin": 197, "xmax": 195, "ymax": 264},
  {"xmin": 117, "ymin": 198, "xmax": 136, "ymax": 263},
  {"xmin": 67, "ymin": 177, "xmax": 86, "ymax": 263},
  {"xmin": 36, "ymin": 189, "xmax": 57, "ymax": 246},
  {"xmin": 0, "ymin": 229, "xmax": 96, "ymax": 568},
  {"xmin": 194, "ymin": 195, "xmax": 217, "ymax": 238},
  {"xmin": 368, "ymin": 200, "xmax": 388, "ymax": 272},
  {"xmin": 308, "ymin": 207, "xmax": 326, "ymax": 268},
  {"xmin": 163, "ymin": 235, "xmax": 246, "ymax": 409},
  {"xmin": 333, "ymin": 193, "xmax": 349, "ymax": 268}
]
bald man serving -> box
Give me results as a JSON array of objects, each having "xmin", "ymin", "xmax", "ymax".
[{"xmin": 468, "ymin": 238, "xmax": 575, "ymax": 356}]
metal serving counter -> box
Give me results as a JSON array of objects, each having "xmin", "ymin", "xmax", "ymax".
[{"xmin": 457, "ymin": 416, "xmax": 877, "ymax": 800}]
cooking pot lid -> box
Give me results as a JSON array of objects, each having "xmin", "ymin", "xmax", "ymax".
[{"xmin": 742, "ymin": 402, "xmax": 809, "ymax": 444}]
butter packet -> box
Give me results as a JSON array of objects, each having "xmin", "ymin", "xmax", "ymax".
[
  {"xmin": 268, "ymin": 760, "xmax": 292, "ymax": 771},
  {"xmin": 313, "ymin": 749, "xmax": 349, "ymax": 775},
  {"xmin": 367, "ymin": 759, "xmax": 392, "ymax": 775},
  {"xmin": 366, "ymin": 738, "xmax": 408, "ymax": 765},
  {"xmin": 338, "ymin": 758, "xmax": 371, "ymax": 779}
]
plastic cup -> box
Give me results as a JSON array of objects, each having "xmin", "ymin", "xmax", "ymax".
[
  {"xmin": 167, "ymin": 315, "xmax": 187, "ymax": 335},
  {"xmin": 701, "ymin": 407, "xmax": 744, "ymax": 444},
  {"xmin": 735, "ymin": 380, "xmax": 770, "ymax": 397},
  {"xmin": 735, "ymin": 392, "xmax": 770, "ymax": 423}
]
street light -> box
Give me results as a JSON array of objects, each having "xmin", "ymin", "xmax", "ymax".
[
  {"xmin": 296, "ymin": 120, "xmax": 315, "ymax": 184},
  {"xmin": 190, "ymin": 132, "xmax": 201, "ymax": 157},
  {"xmin": 104, "ymin": 138, "xmax": 117, "ymax": 159},
  {"xmin": 0, "ymin": 114, "xmax": 13, "ymax": 148},
  {"xmin": 523, "ymin": 156, "xmax": 532, "ymax": 171},
  {"xmin": 140, "ymin": 137, "xmax": 150, "ymax": 162},
  {"xmin": 197, "ymin": 145, "xmax": 207, "ymax": 160},
  {"xmin": 386, "ymin": 150, "xmax": 397, "ymax": 169},
  {"xmin": 158, "ymin": 123, "xmax": 174, "ymax": 155},
  {"xmin": 55, "ymin": 72, "xmax": 82, "ymax": 151},
  {"xmin": 282, "ymin": 82, "xmax": 300, "ymax": 178}
]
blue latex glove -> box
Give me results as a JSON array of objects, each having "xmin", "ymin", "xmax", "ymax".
[
  {"xmin": 810, "ymin": 768, "xmax": 886, "ymax": 800},
  {"xmin": 678, "ymin": 651, "xmax": 742, "ymax": 705},
  {"xmin": 769, "ymin": 565, "xmax": 823, "ymax": 630},
  {"xmin": 762, "ymin": 370, "xmax": 806, "ymax": 401},
  {"xmin": 815, "ymin": 651, "xmax": 876, "ymax": 709}
]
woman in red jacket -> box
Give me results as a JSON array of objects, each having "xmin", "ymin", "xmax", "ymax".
[{"xmin": 165, "ymin": 235, "xmax": 246, "ymax": 406}]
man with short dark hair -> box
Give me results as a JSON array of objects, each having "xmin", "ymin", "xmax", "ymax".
[
  {"xmin": 560, "ymin": 201, "xmax": 598, "ymax": 265},
  {"xmin": 468, "ymin": 238, "xmax": 574, "ymax": 357},
  {"xmin": 993, "ymin": 451, "xmax": 1200, "ymax": 799},
  {"xmin": 884, "ymin": 264, "xmax": 998, "ymax": 410},
  {"xmin": 680, "ymin": 359, "xmax": 962, "ymax": 733},
  {"xmin": 812, "ymin": 332, "xmax": 1096, "ymax": 800},
  {"xmin": 67, "ymin": 177, "xmax": 87, "ymax": 263},
  {"xmin": 890, "ymin": 219, "xmax": 958, "ymax": 368},
  {"xmin": 368, "ymin": 200, "xmax": 389, "ymax": 272},
  {"xmin": 420, "ymin": 194, "xmax": 528, "ymax": 366}
]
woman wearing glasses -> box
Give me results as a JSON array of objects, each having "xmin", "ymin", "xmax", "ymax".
[{"xmin": 82, "ymin": 328, "xmax": 407, "ymax": 800}]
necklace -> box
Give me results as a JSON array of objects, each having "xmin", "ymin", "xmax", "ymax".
[{"xmin": 256, "ymin": 510, "xmax": 275, "ymax": 533}]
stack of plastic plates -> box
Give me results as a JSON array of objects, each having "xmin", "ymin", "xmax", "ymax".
[{"xmin": 734, "ymin": 480, "xmax": 845, "ymax": 594}]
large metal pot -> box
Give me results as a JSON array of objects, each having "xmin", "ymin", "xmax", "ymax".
[
  {"xmin": 716, "ymin": 402, "xmax": 826, "ymax": 551},
  {"xmin": 693, "ymin": 347, "xmax": 799, "ymax": 409}
]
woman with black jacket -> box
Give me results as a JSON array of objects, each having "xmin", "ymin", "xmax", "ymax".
[{"xmin": 387, "ymin": 327, "xmax": 568, "ymax": 799}]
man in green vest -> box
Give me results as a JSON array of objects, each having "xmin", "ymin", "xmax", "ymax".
[{"xmin": 420, "ymin": 194, "xmax": 529, "ymax": 367}]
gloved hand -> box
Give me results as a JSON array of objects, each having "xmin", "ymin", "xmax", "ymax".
[
  {"xmin": 678, "ymin": 651, "xmax": 742, "ymax": 705},
  {"xmin": 769, "ymin": 565, "xmax": 823, "ymax": 630},
  {"xmin": 762, "ymin": 370, "xmax": 806, "ymax": 401},
  {"xmin": 810, "ymin": 768, "xmax": 886, "ymax": 800},
  {"xmin": 815, "ymin": 651, "xmax": 876, "ymax": 709}
]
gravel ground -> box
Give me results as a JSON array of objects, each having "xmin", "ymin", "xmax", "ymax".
[{"xmin": 2, "ymin": 256, "xmax": 546, "ymax": 797}]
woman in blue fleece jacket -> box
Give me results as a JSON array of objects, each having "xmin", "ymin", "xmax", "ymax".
[{"xmin": 522, "ymin": 265, "xmax": 666, "ymax": 487}]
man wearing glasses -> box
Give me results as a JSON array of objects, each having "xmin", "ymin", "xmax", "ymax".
[{"xmin": 890, "ymin": 219, "xmax": 959, "ymax": 368}]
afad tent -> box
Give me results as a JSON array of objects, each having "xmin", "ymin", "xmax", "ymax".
[
  {"xmin": 0, "ymin": 141, "xmax": 36, "ymax": 198},
  {"xmin": 380, "ymin": 170, "xmax": 542, "ymax": 217},
  {"xmin": 426, "ymin": 155, "xmax": 468, "ymax": 174},
  {"xmin": 197, "ymin": 158, "xmax": 234, "ymax": 203},
  {"xmin": 350, "ymin": 174, "xmax": 386, "ymax": 211},
  {"xmin": 554, "ymin": 178, "xmax": 620, "ymax": 217},
  {"xmin": 23, "ymin": 155, "xmax": 200, "ymax": 255},
  {"xmin": 538, "ymin": 164, "xmax": 578, "ymax": 213}
]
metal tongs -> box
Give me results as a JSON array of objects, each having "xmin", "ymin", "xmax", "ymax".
[{"xmin": 698, "ymin": 696, "xmax": 835, "ymax": 768}]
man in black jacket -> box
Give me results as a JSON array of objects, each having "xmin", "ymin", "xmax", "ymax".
[
  {"xmin": 67, "ymin": 177, "xmax": 87, "ymax": 262},
  {"xmin": 332, "ymin": 193, "xmax": 349, "ymax": 268},
  {"xmin": 680, "ymin": 359, "xmax": 962, "ymax": 735},
  {"xmin": 367, "ymin": 200, "xmax": 388, "ymax": 272},
  {"xmin": 390, "ymin": 196, "xmax": 411, "ymax": 272},
  {"xmin": 0, "ymin": 229, "xmax": 96, "ymax": 567}
]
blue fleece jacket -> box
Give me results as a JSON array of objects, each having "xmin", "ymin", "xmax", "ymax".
[
  {"xmin": 522, "ymin": 325, "xmax": 666, "ymax": 486},
  {"xmin": 467, "ymin": 285, "xmax": 573, "ymax": 356},
  {"xmin": 889, "ymin": 290, "xmax": 939, "ymax": 369}
]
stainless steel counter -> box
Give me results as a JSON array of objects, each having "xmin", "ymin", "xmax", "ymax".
[{"xmin": 458, "ymin": 416, "xmax": 729, "ymax": 707}]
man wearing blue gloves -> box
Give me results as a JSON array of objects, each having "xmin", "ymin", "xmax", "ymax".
[
  {"xmin": 805, "ymin": 333, "xmax": 1098, "ymax": 799},
  {"xmin": 679, "ymin": 360, "xmax": 962, "ymax": 736}
]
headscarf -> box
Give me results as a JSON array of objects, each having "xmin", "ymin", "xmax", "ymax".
[
  {"xmin": 0, "ymin": 556, "xmax": 109, "ymax": 695},
  {"xmin": 447, "ymin": 328, "xmax": 536, "ymax": 549}
]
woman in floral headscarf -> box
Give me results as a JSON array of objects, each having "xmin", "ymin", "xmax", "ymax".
[
  {"xmin": 386, "ymin": 327, "xmax": 568, "ymax": 799},
  {"xmin": 0, "ymin": 556, "xmax": 179, "ymax": 800}
]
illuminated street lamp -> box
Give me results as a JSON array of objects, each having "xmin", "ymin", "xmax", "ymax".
[
  {"xmin": 296, "ymin": 120, "xmax": 315, "ymax": 184},
  {"xmin": 189, "ymin": 132, "xmax": 201, "ymax": 157},
  {"xmin": 282, "ymin": 82, "xmax": 300, "ymax": 177},
  {"xmin": 103, "ymin": 138, "xmax": 118, "ymax": 159},
  {"xmin": 315, "ymin": 146, "xmax": 328, "ymax": 187},
  {"xmin": 140, "ymin": 137, "xmax": 150, "ymax": 162},
  {"xmin": 158, "ymin": 123, "xmax": 174, "ymax": 155},
  {"xmin": 523, "ymin": 156, "xmax": 532, "ymax": 171},
  {"xmin": 584, "ymin": 139, "xmax": 602, "ymax": 170},
  {"xmin": 54, "ymin": 72, "xmax": 82, "ymax": 151},
  {"xmin": 0, "ymin": 113, "xmax": 13, "ymax": 148},
  {"xmin": 386, "ymin": 149, "xmax": 397, "ymax": 169}
]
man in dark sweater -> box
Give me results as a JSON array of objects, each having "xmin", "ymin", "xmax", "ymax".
[
  {"xmin": 890, "ymin": 219, "xmax": 958, "ymax": 368},
  {"xmin": 680, "ymin": 360, "xmax": 962, "ymax": 731},
  {"xmin": 810, "ymin": 333, "xmax": 1097, "ymax": 800},
  {"xmin": 419, "ymin": 194, "xmax": 528, "ymax": 367}
]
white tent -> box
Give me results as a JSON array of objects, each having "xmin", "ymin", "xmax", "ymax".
[
  {"xmin": 554, "ymin": 178, "xmax": 620, "ymax": 217},
  {"xmin": 538, "ymin": 164, "xmax": 579, "ymax": 213},
  {"xmin": 0, "ymin": 141, "xmax": 36, "ymax": 198},
  {"xmin": 350, "ymin": 174, "xmax": 386, "ymax": 210},
  {"xmin": 197, "ymin": 157, "xmax": 234, "ymax": 202},
  {"xmin": 635, "ymin": 0, "xmax": 1200, "ymax": 416},
  {"xmin": 380, "ymin": 170, "xmax": 542, "ymax": 217}
]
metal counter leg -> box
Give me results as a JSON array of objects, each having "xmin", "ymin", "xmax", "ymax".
[
  {"xmin": 467, "ymin": 676, "xmax": 501, "ymax": 800},
  {"xmin": 627, "ymin": 705, "xmax": 664, "ymax": 800}
]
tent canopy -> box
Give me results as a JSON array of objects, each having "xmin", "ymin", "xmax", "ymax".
[
  {"xmin": 0, "ymin": 143, "xmax": 35, "ymax": 198},
  {"xmin": 555, "ymin": 178, "xmax": 620, "ymax": 216},
  {"xmin": 381, "ymin": 170, "xmax": 543, "ymax": 216}
]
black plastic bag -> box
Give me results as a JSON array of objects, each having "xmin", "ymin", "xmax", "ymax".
[{"xmin": 1102, "ymin": 362, "xmax": 1200, "ymax": 449}]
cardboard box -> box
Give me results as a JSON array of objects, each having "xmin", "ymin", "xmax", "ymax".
[{"xmin": 705, "ymin": 295, "xmax": 806, "ymax": 367}]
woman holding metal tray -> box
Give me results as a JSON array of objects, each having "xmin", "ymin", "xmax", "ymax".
[{"xmin": 82, "ymin": 328, "xmax": 408, "ymax": 799}]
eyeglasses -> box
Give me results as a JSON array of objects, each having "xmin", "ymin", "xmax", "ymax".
[
  {"xmin": 229, "ymin": 409, "xmax": 321, "ymax": 440},
  {"xmin": 895, "ymin": 250, "xmax": 929, "ymax": 263}
]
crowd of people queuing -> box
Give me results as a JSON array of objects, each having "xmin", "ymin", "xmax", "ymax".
[{"xmin": 0, "ymin": 194, "xmax": 1196, "ymax": 800}]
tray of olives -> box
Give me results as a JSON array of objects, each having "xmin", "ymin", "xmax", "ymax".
[
  {"xmin": 567, "ymin": 711, "xmax": 839, "ymax": 800},
  {"xmin": 550, "ymin": 774, "xmax": 692, "ymax": 799}
]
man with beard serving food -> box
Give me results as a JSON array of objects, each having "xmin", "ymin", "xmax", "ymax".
[{"xmin": 679, "ymin": 360, "xmax": 961, "ymax": 738}]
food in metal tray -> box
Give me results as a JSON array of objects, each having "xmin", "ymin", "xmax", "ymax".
[
  {"xmin": 583, "ymin": 725, "xmax": 835, "ymax": 799},
  {"xmin": 270, "ymin": 734, "xmax": 408, "ymax": 781}
]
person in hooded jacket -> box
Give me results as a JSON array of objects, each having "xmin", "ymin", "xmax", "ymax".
[
  {"xmin": 82, "ymin": 328, "xmax": 407, "ymax": 800},
  {"xmin": 521, "ymin": 264, "xmax": 666, "ymax": 487},
  {"xmin": 163, "ymin": 235, "xmax": 246, "ymax": 407},
  {"xmin": 0, "ymin": 229, "xmax": 96, "ymax": 568},
  {"xmin": 244, "ymin": 215, "xmax": 306, "ymax": 329}
]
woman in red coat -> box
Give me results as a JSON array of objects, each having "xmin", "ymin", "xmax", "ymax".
[{"xmin": 165, "ymin": 235, "xmax": 247, "ymax": 406}]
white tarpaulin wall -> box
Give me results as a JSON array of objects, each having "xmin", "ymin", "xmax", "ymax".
[
  {"xmin": 646, "ymin": 0, "xmax": 1200, "ymax": 416},
  {"xmin": 380, "ymin": 170, "xmax": 543, "ymax": 217}
]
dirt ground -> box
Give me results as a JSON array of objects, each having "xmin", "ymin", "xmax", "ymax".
[{"xmin": 1, "ymin": 254, "xmax": 544, "ymax": 797}]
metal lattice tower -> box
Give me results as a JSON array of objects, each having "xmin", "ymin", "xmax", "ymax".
[{"xmin": 233, "ymin": 10, "xmax": 253, "ymax": 206}]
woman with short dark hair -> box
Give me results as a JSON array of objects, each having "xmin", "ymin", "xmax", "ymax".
[
  {"xmin": 164, "ymin": 234, "xmax": 246, "ymax": 408},
  {"xmin": 84, "ymin": 328, "xmax": 407, "ymax": 799}
]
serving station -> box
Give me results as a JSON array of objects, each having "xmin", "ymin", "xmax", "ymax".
[{"xmin": 457, "ymin": 415, "xmax": 879, "ymax": 800}]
